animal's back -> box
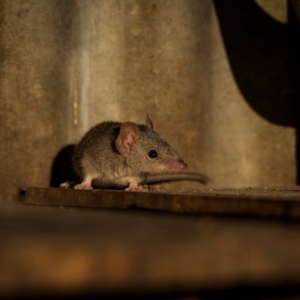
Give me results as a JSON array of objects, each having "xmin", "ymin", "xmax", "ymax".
[{"xmin": 72, "ymin": 121, "xmax": 122, "ymax": 179}]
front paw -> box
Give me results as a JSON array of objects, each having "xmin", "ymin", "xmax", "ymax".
[{"xmin": 74, "ymin": 183, "xmax": 93, "ymax": 190}]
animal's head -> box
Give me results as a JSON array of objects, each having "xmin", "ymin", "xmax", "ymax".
[{"xmin": 116, "ymin": 115, "xmax": 187, "ymax": 173}]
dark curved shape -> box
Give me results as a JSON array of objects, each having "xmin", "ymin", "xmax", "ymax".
[
  {"xmin": 213, "ymin": 0, "xmax": 296, "ymax": 127},
  {"xmin": 288, "ymin": 0, "xmax": 300, "ymax": 184},
  {"xmin": 50, "ymin": 144, "xmax": 78, "ymax": 187}
]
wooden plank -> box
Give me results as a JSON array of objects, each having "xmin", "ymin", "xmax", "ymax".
[
  {"xmin": 2, "ymin": 205, "xmax": 300, "ymax": 298},
  {"xmin": 24, "ymin": 186, "xmax": 300, "ymax": 219}
]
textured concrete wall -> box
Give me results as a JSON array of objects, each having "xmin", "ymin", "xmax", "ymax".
[
  {"xmin": 204, "ymin": 0, "xmax": 296, "ymax": 188},
  {"xmin": 0, "ymin": 0, "xmax": 80, "ymax": 202},
  {"xmin": 0, "ymin": 0, "xmax": 298, "ymax": 202}
]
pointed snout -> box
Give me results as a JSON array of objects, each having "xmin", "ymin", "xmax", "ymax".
[
  {"xmin": 164, "ymin": 158, "xmax": 188, "ymax": 170},
  {"xmin": 178, "ymin": 159, "xmax": 188, "ymax": 170}
]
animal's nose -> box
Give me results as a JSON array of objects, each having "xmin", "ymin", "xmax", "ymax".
[{"xmin": 179, "ymin": 159, "xmax": 188, "ymax": 169}]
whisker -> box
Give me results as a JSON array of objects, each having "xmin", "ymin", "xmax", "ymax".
[{"xmin": 174, "ymin": 134, "xmax": 187, "ymax": 156}]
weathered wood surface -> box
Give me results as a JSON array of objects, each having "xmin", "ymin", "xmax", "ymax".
[
  {"xmin": 1, "ymin": 204, "xmax": 300, "ymax": 298},
  {"xmin": 24, "ymin": 186, "xmax": 300, "ymax": 219}
]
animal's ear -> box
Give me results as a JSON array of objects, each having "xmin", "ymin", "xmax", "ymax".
[
  {"xmin": 116, "ymin": 122, "xmax": 140, "ymax": 157},
  {"xmin": 146, "ymin": 114, "xmax": 154, "ymax": 129}
]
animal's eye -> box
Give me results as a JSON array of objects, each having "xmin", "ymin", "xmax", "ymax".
[{"xmin": 148, "ymin": 150, "xmax": 158, "ymax": 159}]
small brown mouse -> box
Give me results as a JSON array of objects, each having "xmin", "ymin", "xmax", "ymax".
[{"xmin": 60, "ymin": 115, "xmax": 207, "ymax": 191}]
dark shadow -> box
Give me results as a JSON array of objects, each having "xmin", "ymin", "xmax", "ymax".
[
  {"xmin": 213, "ymin": 0, "xmax": 300, "ymax": 182},
  {"xmin": 213, "ymin": 0, "xmax": 296, "ymax": 126},
  {"xmin": 4, "ymin": 283, "xmax": 300, "ymax": 299},
  {"xmin": 50, "ymin": 144, "xmax": 78, "ymax": 187},
  {"xmin": 288, "ymin": 1, "xmax": 300, "ymax": 184}
]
